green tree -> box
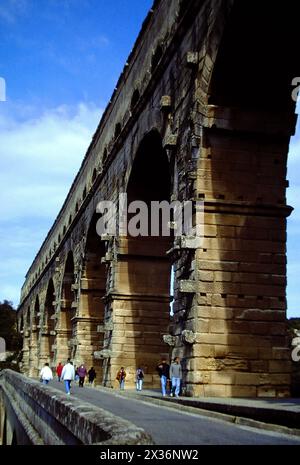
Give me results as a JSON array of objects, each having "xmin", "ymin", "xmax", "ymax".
[{"xmin": 0, "ymin": 300, "xmax": 22, "ymax": 372}]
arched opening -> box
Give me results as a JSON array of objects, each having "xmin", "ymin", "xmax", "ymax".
[
  {"xmin": 92, "ymin": 168, "xmax": 97, "ymax": 183},
  {"xmin": 59, "ymin": 251, "xmax": 75, "ymax": 362},
  {"xmin": 114, "ymin": 122, "xmax": 121, "ymax": 139},
  {"xmin": 29, "ymin": 296, "xmax": 39, "ymax": 377},
  {"xmin": 40, "ymin": 279, "xmax": 56, "ymax": 368},
  {"xmin": 131, "ymin": 89, "xmax": 140, "ymax": 111},
  {"xmin": 26, "ymin": 308, "xmax": 30, "ymax": 333},
  {"xmin": 208, "ymin": 0, "xmax": 299, "ymax": 110},
  {"xmin": 103, "ymin": 148, "xmax": 108, "ymax": 163},
  {"xmin": 113, "ymin": 130, "xmax": 173, "ymax": 388},
  {"xmin": 76, "ymin": 214, "xmax": 107, "ymax": 383},
  {"xmin": 20, "ymin": 308, "xmax": 30, "ymax": 373}
]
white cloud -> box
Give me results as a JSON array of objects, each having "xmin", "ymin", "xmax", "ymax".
[
  {"xmin": 0, "ymin": 101, "xmax": 102, "ymax": 306},
  {"xmin": 0, "ymin": 102, "xmax": 103, "ymax": 220}
]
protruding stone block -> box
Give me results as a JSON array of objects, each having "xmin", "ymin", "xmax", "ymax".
[
  {"xmin": 163, "ymin": 334, "xmax": 176, "ymax": 346},
  {"xmin": 94, "ymin": 349, "xmax": 112, "ymax": 359},
  {"xmin": 179, "ymin": 280, "xmax": 196, "ymax": 293},
  {"xmin": 186, "ymin": 51, "xmax": 198, "ymax": 67},
  {"xmin": 182, "ymin": 330, "xmax": 196, "ymax": 344},
  {"xmin": 180, "ymin": 236, "xmax": 202, "ymax": 249},
  {"xmin": 160, "ymin": 95, "xmax": 171, "ymax": 110},
  {"xmin": 164, "ymin": 134, "xmax": 178, "ymax": 148}
]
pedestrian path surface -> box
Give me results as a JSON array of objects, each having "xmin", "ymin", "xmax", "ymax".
[
  {"xmin": 51, "ymin": 381, "xmax": 300, "ymax": 445},
  {"xmin": 122, "ymin": 388, "xmax": 300, "ymax": 429}
]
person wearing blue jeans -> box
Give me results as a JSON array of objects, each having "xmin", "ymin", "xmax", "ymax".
[
  {"xmin": 116, "ymin": 367, "xmax": 126, "ymax": 389},
  {"xmin": 40, "ymin": 363, "xmax": 53, "ymax": 385},
  {"xmin": 156, "ymin": 359, "xmax": 170, "ymax": 396},
  {"xmin": 61, "ymin": 360, "xmax": 75, "ymax": 395},
  {"xmin": 170, "ymin": 357, "xmax": 182, "ymax": 397},
  {"xmin": 136, "ymin": 367, "xmax": 144, "ymax": 391},
  {"xmin": 64, "ymin": 379, "xmax": 71, "ymax": 394}
]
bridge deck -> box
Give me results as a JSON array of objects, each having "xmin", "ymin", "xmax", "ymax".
[{"xmin": 50, "ymin": 381, "xmax": 300, "ymax": 445}]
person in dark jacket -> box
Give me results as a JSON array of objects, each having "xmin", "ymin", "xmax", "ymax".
[
  {"xmin": 135, "ymin": 367, "xmax": 144, "ymax": 391},
  {"xmin": 156, "ymin": 359, "xmax": 170, "ymax": 396},
  {"xmin": 77, "ymin": 364, "xmax": 87, "ymax": 387},
  {"xmin": 88, "ymin": 367, "xmax": 96, "ymax": 386}
]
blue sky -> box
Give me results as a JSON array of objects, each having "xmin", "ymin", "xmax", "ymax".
[{"xmin": 0, "ymin": 0, "xmax": 299, "ymax": 319}]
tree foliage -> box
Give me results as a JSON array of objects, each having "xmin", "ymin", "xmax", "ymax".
[{"xmin": 0, "ymin": 300, "xmax": 22, "ymax": 351}]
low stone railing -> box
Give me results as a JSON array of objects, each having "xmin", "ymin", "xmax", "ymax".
[{"xmin": 0, "ymin": 369, "xmax": 153, "ymax": 445}]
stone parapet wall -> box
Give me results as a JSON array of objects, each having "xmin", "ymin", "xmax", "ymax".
[{"xmin": 0, "ymin": 369, "xmax": 152, "ymax": 445}]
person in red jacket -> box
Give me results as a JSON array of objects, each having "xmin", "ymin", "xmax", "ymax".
[{"xmin": 56, "ymin": 362, "xmax": 63, "ymax": 382}]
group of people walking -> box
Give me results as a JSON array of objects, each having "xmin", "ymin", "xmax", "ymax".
[
  {"xmin": 40, "ymin": 357, "xmax": 183, "ymax": 397},
  {"xmin": 39, "ymin": 360, "xmax": 97, "ymax": 395},
  {"xmin": 156, "ymin": 357, "xmax": 182, "ymax": 397},
  {"xmin": 115, "ymin": 357, "xmax": 182, "ymax": 396},
  {"xmin": 115, "ymin": 366, "xmax": 144, "ymax": 391}
]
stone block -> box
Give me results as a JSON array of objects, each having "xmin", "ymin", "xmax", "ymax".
[
  {"xmin": 269, "ymin": 360, "xmax": 291, "ymax": 373},
  {"xmin": 209, "ymin": 319, "xmax": 228, "ymax": 333},
  {"xmin": 257, "ymin": 386, "xmax": 276, "ymax": 397},
  {"xmin": 199, "ymin": 271, "xmax": 214, "ymax": 282},
  {"xmin": 203, "ymin": 384, "xmax": 229, "ymax": 397},
  {"xmin": 210, "ymin": 371, "xmax": 235, "ymax": 385},
  {"xmin": 179, "ymin": 280, "xmax": 196, "ymax": 293},
  {"xmin": 193, "ymin": 344, "xmax": 215, "ymax": 357},
  {"xmin": 272, "ymin": 347, "xmax": 291, "ymax": 360}
]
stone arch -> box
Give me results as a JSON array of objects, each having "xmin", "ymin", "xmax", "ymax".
[
  {"xmin": 57, "ymin": 251, "xmax": 76, "ymax": 363},
  {"xmin": 183, "ymin": 0, "xmax": 300, "ymax": 396},
  {"xmin": 21, "ymin": 307, "xmax": 31, "ymax": 374},
  {"xmin": 28, "ymin": 296, "xmax": 39, "ymax": 377},
  {"xmin": 75, "ymin": 214, "xmax": 107, "ymax": 382},
  {"xmin": 112, "ymin": 129, "xmax": 173, "ymax": 388},
  {"xmin": 39, "ymin": 279, "xmax": 56, "ymax": 369}
]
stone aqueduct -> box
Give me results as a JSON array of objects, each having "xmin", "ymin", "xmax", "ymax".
[{"xmin": 17, "ymin": 0, "xmax": 300, "ymax": 397}]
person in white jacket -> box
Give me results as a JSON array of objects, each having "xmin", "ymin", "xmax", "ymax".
[
  {"xmin": 61, "ymin": 359, "xmax": 75, "ymax": 395},
  {"xmin": 40, "ymin": 363, "xmax": 53, "ymax": 385}
]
